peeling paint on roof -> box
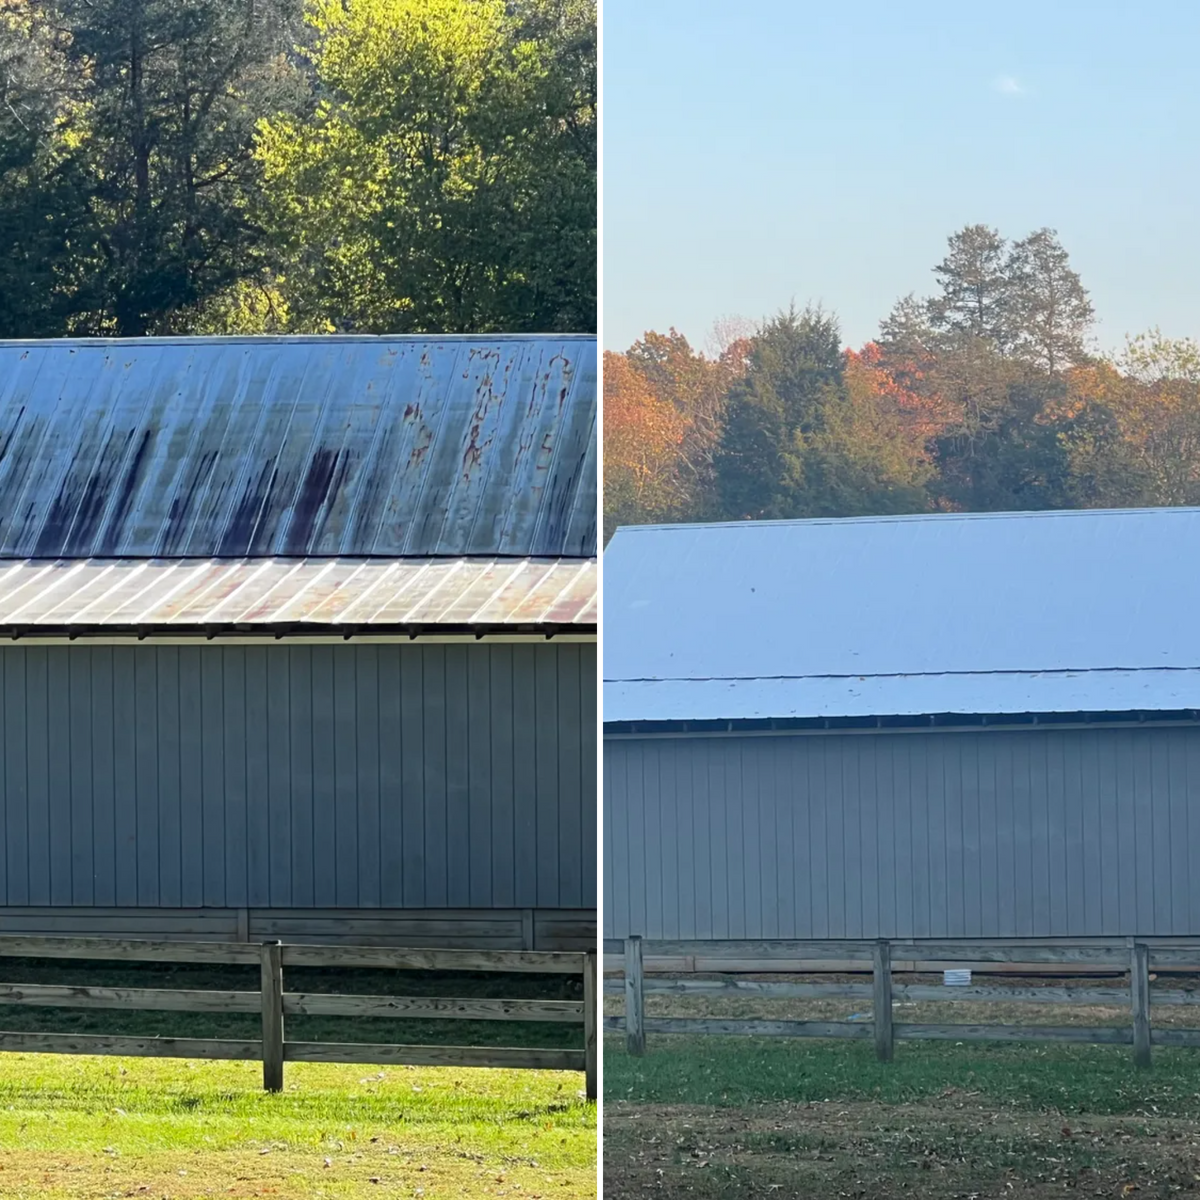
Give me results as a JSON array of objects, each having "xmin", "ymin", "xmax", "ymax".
[
  {"xmin": 0, "ymin": 557, "xmax": 596, "ymax": 630},
  {"xmin": 0, "ymin": 336, "xmax": 597, "ymax": 559},
  {"xmin": 603, "ymin": 508, "xmax": 1200, "ymax": 722}
]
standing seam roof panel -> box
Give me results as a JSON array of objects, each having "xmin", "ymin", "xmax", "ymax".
[{"xmin": 0, "ymin": 337, "xmax": 597, "ymax": 560}]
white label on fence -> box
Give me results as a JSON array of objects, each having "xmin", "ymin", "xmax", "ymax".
[{"xmin": 943, "ymin": 969, "xmax": 971, "ymax": 987}]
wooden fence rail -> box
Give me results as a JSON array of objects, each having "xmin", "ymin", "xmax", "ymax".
[
  {"xmin": 604, "ymin": 935, "xmax": 1200, "ymax": 1069},
  {"xmin": 0, "ymin": 935, "xmax": 597, "ymax": 1098}
]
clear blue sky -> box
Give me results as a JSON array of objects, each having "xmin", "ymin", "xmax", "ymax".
[{"xmin": 602, "ymin": 0, "xmax": 1200, "ymax": 355}]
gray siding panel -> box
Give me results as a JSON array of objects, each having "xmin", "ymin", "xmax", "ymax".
[
  {"xmin": 604, "ymin": 726, "xmax": 1200, "ymax": 939},
  {"xmin": 0, "ymin": 643, "xmax": 594, "ymax": 912},
  {"xmin": 4, "ymin": 652, "xmax": 28, "ymax": 905}
]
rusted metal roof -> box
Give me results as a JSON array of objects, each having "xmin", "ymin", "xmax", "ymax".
[
  {"xmin": 0, "ymin": 557, "xmax": 597, "ymax": 632},
  {"xmin": 0, "ymin": 335, "xmax": 596, "ymax": 559}
]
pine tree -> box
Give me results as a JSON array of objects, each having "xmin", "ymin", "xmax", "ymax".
[
  {"xmin": 927, "ymin": 224, "xmax": 1011, "ymax": 347},
  {"xmin": 1005, "ymin": 228, "xmax": 1094, "ymax": 375},
  {"xmin": 714, "ymin": 306, "xmax": 844, "ymax": 520}
]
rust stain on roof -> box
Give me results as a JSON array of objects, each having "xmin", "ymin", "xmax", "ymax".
[{"xmin": 0, "ymin": 336, "xmax": 596, "ymax": 560}]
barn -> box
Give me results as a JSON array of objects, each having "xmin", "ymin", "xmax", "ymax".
[
  {"xmin": 603, "ymin": 508, "xmax": 1200, "ymax": 942},
  {"xmin": 0, "ymin": 335, "xmax": 597, "ymax": 951}
]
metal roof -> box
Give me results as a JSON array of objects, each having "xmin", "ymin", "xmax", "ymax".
[
  {"xmin": 0, "ymin": 335, "xmax": 596, "ymax": 559},
  {"xmin": 0, "ymin": 557, "xmax": 596, "ymax": 633},
  {"xmin": 603, "ymin": 508, "xmax": 1200, "ymax": 723}
]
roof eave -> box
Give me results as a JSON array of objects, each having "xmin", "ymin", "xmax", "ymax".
[
  {"xmin": 0, "ymin": 621, "xmax": 596, "ymax": 643},
  {"xmin": 604, "ymin": 709, "xmax": 1200, "ymax": 736}
]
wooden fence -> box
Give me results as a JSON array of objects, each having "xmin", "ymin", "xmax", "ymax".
[
  {"xmin": 0, "ymin": 935, "xmax": 598, "ymax": 1097},
  {"xmin": 604, "ymin": 936, "xmax": 1200, "ymax": 1069}
]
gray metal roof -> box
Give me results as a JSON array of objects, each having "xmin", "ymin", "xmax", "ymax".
[
  {"xmin": 603, "ymin": 508, "xmax": 1200, "ymax": 723},
  {"xmin": 0, "ymin": 556, "xmax": 596, "ymax": 632},
  {"xmin": 0, "ymin": 335, "xmax": 596, "ymax": 560}
]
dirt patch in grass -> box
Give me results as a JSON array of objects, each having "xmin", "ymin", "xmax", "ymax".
[
  {"xmin": 604, "ymin": 1098, "xmax": 1200, "ymax": 1199},
  {"xmin": 0, "ymin": 1146, "xmax": 587, "ymax": 1199}
]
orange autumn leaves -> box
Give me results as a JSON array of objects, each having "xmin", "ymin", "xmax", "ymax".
[
  {"xmin": 603, "ymin": 350, "xmax": 687, "ymax": 530},
  {"xmin": 1058, "ymin": 334, "xmax": 1200, "ymax": 507},
  {"xmin": 835, "ymin": 342, "xmax": 958, "ymax": 490},
  {"xmin": 604, "ymin": 333, "xmax": 958, "ymax": 534}
]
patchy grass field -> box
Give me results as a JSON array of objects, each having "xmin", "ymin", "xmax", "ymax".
[
  {"xmin": 604, "ymin": 976, "xmax": 1200, "ymax": 1198},
  {"xmin": 0, "ymin": 1053, "xmax": 595, "ymax": 1199}
]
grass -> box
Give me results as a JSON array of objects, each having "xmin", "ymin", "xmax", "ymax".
[
  {"xmin": 603, "ymin": 1036, "xmax": 1200, "ymax": 1198},
  {"xmin": 0, "ymin": 1052, "xmax": 595, "ymax": 1198}
]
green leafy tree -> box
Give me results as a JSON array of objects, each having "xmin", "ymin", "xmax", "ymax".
[
  {"xmin": 256, "ymin": 0, "xmax": 596, "ymax": 333},
  {"xmin": 50, "ymin": 0, "xmax": 308, "ymax": 335},
  {"xmin": 0, "ymin": 5, "xmax": 96, "ymax": 336}
]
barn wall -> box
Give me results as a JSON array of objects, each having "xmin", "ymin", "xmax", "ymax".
[
  {"xmin": 0, "ymin": 643, "xmax": 595, "ymax": 912},
  {"xmin": 604, "ymin": 726, "xmax": 1200, "ymax": 939}
]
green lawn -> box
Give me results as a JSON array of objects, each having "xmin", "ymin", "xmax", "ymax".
[
  {"xmin": 0, "ymin": 1053, "xmax": 595, "ymax": 1198},
  {"xmin": 604, "ymin": 1036, "xmax": 1200, "ymax": 1198}
]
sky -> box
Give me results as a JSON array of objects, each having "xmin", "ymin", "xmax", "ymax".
[{"xmin": 602, "ymin": 0, "xmax": 1200, "ymax": 357}]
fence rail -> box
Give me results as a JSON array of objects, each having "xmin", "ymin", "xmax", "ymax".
[
  {"xmin": 0, "ymin": 934, "xmax": 598, "ymax": 1097},
  {"xmin": 605, "ymin": 935, "xmax": 1200, "ymax": 1069}
]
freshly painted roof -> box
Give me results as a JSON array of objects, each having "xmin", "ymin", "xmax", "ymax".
[
  {"xmin": 603, "ymin": 508, "xmax": 1200, "ymax": 723},
  {"xmin": 0, "ymin": 556, "xmax": 595, "ymax": 632},
  {"xmin": 0, "ymin": 335, "xmax": 596, "ymax": 560}
]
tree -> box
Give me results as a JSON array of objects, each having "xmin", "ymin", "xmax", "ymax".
[
  {"xmin": 256, "ymin": 0, "xmax": 596, "ymax": 334},
  {"xmin": 927, "ymin": 224, "xmax": 1011, "ymax": 346},
  {"xmin": 625, "ymin": 328, "xmax": 737, "ymax": 520},
  {"xmin": 48, "ymin": 0, "xmax": 308, "ymax": 335},
  {"xmin": 1061, "ymin": 333, "xmax": 1200, "ymax": 507},
  {"xmin": 1005, "ymin": 227, "xmax": 1094, "ymax": 374},
  {"xmin": 602, "ymin": 350, "xmax": 686, "ymax": 538},
  {"xmin": 0, "ymin": 4, "xmax": 96, "ymax": 336},
  {"xmin": 801, "ymin": 343, "xmax": 947, "ymax": 516},
  {"xmin": 714, "ymin": 305, "xmax": 845, "ymax": 520}
]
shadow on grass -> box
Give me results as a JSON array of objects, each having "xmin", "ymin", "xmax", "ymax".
[{"xmin": 0, "ymin": 958, "xmax": 584, "ymax": 1048}]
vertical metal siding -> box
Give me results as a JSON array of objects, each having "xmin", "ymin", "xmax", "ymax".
[
  {"xmin": 0, "ymin": 643, "xmax": 595, "ymax": 910},
  {"xmin": 603, "ymin": 727, "xmax": 1200, "ymax": 939}
]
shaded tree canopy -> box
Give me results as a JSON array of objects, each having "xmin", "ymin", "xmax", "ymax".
[{"xmin": 0, "ymin": 0, "xmax": 596, "ymax": 337}]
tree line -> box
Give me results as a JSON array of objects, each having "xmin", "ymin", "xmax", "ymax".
[
  {"xmin": 0, "ymin": 0, "xmax": 595, "ymax": 338},
  {"xmin": 605, "ymin": 224, "xmax": 1200, "ymax": 538}
]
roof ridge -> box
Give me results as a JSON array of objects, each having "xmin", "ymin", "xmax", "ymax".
[
  {"xmin": 0, "ymin": 334, "xmax": 597, "ymax": 348},
  {"xmin": 614, "ymin": 506, "xmax": 1200, "ymax": 535}
]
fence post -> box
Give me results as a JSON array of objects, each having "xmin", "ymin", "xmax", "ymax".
[
  {"xmin": 583, "ymin": 951, "xmax": 598, "ymax": 1100},
  {"xmin": 625, "ymin": 935, "xmax": 645, "ymax": 1057},
  {"xmin": 873, "ymin": 939, "xmax": 893, "ymax": 1063},
  {"xmin": 260, "ymin": 940, "xmax": 284, "ymax": 1092},
  {"xmin": 1131, "ymin": 941, "xmax": 1151, "ymax": 1069}
]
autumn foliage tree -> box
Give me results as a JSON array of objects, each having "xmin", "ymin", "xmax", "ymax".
[
  {"xmin": 1060, "ymin": 334, "xmax": 1200, "ymax": 507},
  {"xmin": 602, "ymin": 351, "xmax": 686, "ymax": 538},
  {"xmin": 604, "ymin": 221, "xmax": 1200, "ymax": 532}
]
